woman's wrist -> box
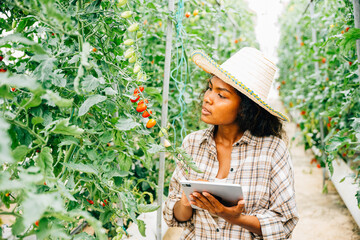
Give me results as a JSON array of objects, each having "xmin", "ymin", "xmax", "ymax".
[
  {"xmin": 224, "ymin": 214, "xmax": 262, "ymax": 236},
  {"xmin": 173, "ymin": 196, "xmax": 193, "ymax": 222}
]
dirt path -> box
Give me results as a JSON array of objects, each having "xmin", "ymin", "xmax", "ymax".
[
  {"xmin": 163, "ymin": 97, "xmax": 360, "ymax": 240},
  {"xmin": 282, "ymin": 107, "xmax": 360, "ymax": 240}
]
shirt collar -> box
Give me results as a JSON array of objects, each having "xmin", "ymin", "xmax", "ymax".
[{"xmin": 200, "ymin": 125, "xmax": 259, "ymax": 146}]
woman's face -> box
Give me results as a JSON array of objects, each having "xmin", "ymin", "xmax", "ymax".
[{"xmin": 201, "ymin": 76, "xmax": 242, "ymax": 126}]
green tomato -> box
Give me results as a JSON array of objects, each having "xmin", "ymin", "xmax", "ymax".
[
  {"xmin": 133, "ymin": 63, "xmax": 141, "ymax": 73},
  {"xmin": 124, "ymin": 47, "xmax": 135, "ymax": 58},
  {"xmin": 128, "ymin": 55, "xmax": 137, "ymax": 63},
  {"xmin": 123, "ymin": 39, "xmax": 135, "ymax": 46},
  {"xmin": 121, "ymin": 11, "xmax": 132, "ymax": 19},
  {"xmin": 117, "ymin": 0, "xmax": 128, "ymax": 7},
  {"xmin": 128, "ymin": 23, "xmax": 139, "ymax": 32},
  {"xmin": 136, "ymin": 31, "xmax": 143, "ymax": 39}
]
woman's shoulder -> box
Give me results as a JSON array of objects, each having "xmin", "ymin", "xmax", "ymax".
[
  {"xmin": 258, "ymin": 134, "xmax": 289, "ymax": 158},
  {"xmin": 182, "ymin": 127, "xmax": 212, "ymax": 146}
]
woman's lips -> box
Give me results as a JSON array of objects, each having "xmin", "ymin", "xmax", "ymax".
[{"xmin": 202, "ymin": 107, "xmax": 211, "ymax": 115}]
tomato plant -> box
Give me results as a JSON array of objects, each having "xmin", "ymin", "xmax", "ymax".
[
  {"xmin": 0, "ymin": 0, "xmax": 257, "ymax": 239},
  {"xmin": 278, "ymin": 0, "xmax": 360, "ymax": 206}
]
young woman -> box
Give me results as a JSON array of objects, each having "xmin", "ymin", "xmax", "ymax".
[{"xmin": 163, "ymin": 47, "xmax": 299, "ymax": 239}]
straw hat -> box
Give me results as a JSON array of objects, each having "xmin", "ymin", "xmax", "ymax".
[{"xmin": 191, "ymin": 47, "xmax": 289, "ymax": 122}]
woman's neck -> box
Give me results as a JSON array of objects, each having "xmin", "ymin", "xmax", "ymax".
[{"xmin": 214, "ymin": 125, "xmax": 244, "ymax": 147}]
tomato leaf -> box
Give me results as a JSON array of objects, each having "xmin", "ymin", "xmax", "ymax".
[
  {"xmin": 137, "ymin": 203, "xmax": 159, "ymax": 213},
  {"xmin": 0, "ymin": 118, "xmax": 13, "ymax": 164},
  {"xmin": 78, "ymin": 95, "xmax": 107, "ymax": 116},
  {"xmin": 63, "ymin": 162, "xmax": 98, "ymax": 174},
  {"xmin": 37, "ymin": 147, "xmax": 55, "ymax": 178},
  {"xmin": 137, "ymin": 219, "xmax": 146, "ymax": 237},
  {"xmin": 51, "ymin": 119, "xmax": 84, "ymax": 136},
  {"xmin": 115, "ymin": 118, "xmax": 141, "ymax": 131},
  {"xmin": 12, "ymin": 145, "xmax": 29, "ymax": 162}
]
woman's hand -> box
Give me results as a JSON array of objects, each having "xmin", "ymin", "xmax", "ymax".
[{"xmin": 189, "ymin": 191, "xmax": 245, "ymax": 224}]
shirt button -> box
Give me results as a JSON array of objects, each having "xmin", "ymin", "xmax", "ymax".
[
  {"xmin": 230, "ymin": 168, "xmax": 234, "ymax": 172},
  {"xmin": 216, "ymin": 228, "xmax": 220, "ymax": 232}
]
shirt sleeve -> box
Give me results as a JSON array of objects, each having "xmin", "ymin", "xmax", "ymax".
[
  {"xmin": 163, "ymin": 135, "xmax": 194, "ymax": 228},
  {"xmin": 251, "ymin": 141, "xmax": 299, "ymax": 240}
]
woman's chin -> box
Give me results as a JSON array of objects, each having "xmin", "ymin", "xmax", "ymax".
[{"xmin": 200, "ymin": 115, "xmax": 214, "ymax": 124}]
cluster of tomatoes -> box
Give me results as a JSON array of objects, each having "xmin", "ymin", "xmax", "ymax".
[
  {"xmin": 130, "ymin": 86, "xmax": 156, "ymax": 128},
  {"xmin": 185, "ymin": 9, "xmax": 199, "ymax": 18}
]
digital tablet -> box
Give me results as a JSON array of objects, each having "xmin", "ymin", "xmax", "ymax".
[{"xmin": 180, "ymin": 180, "xmax": 243, "ymax": 210}]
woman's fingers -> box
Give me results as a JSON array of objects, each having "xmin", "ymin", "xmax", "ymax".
[{"xmin": 192, "ymin": 192, "xmax": 215, "ymax": 211}]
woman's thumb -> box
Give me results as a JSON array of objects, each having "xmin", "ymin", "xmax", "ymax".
[{"xmin": 237, "ymin": 199, "xmax": 245, "ymax": 209}]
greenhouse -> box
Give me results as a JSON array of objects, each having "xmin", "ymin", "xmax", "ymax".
[{"xmin": 0, "ymin": 0, "xmax": 359, "ymax": 239}]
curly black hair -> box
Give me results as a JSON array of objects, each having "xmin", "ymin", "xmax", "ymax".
[{"xmin": 200, "ymin": 76, "xmax": 286, "ymax": 140}]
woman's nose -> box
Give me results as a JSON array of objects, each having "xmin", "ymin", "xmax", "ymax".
[{"xmin": 203, "ymin": 91, "xmax": 213, "ymax": 104}]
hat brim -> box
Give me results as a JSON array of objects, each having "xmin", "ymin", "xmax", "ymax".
[{"xmin": 191, "ymin": 50, "xmax": 289, "ymax": 122}]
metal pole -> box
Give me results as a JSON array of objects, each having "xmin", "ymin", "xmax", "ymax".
[
  {"xmin": 310, "ymin": 0, "xmax": 327, "ymax": 184},
  {"xmin": 352, "ymin": 0, "xmax": 360, "ymax": 76},
  {"xmin": 157, "ymin": 0, "xmax": 175, "ymax": 239}
]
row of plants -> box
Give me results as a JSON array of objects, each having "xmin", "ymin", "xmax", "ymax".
[
  {"xmin": 0, "ymin": 0, "xmax": 257, "ymax": 239},
  {"xmin": 277, "ymin": 0, "xmax": 360, "ymax": 206}
]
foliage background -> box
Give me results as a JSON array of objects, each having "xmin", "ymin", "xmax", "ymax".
[
  {"xmin": 0, "ymin": 0, "xmax": 257, "ymax": 239},
  {"xmin": 277, "ymin": 0, "xmax": 360, "ymax": 206}
]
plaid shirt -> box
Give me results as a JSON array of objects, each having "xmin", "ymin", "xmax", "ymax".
[{"xmin": 163, "ymin": 125, "xmax": 299, "ymax": 239}]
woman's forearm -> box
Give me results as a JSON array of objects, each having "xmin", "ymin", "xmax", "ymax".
[
  {"xmin": 226, "ymin": 215, "xmax": 262, "ymax": 236},
  {"xmin": 173, "ymin": 200, "xmax": 193, "ymax": 222}
]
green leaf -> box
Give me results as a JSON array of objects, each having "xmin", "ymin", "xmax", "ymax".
[
  {"xmin": 0, "ymin": 85, "xmax": 14, "ymax": 99},
  {"xmin": 43, "ymin": 90, "xmax": 73, "ymax": 107},
  {"xmin": 12, "ymin": 145, "xmax": 29, "ymax": 162},
  {"xmin": 104, "ymin": 87, "xmax": 117, "ymax": 95},
  {"xmin": 137, "ymin": 203, "xmax": 159, "ymax": 213},
  {"xmin": 137, "ymin": 219, "xmax": 146, "ymax": 237},
  {"xmin": 78, "ymin": 95, "xmax": 107, "ymax": 116},
  {"xmin": 0, "ymin": 72, "xmax": 39, "ymax": 90},
  {"xmin": 115, "ymin": 118, "xmax": 140, "ymax": 131},
  {"xmin": 32, "ymin": 116, "xmax": 44, "ymax": 126},
  {"xmin": 81, "ymin": 75, "xmax": 104, "ymax": 92},
  {"xmin": 0, "ymin": 33, "xmax": 37, "ymax": 46},
  {"xmin": 0, "ymin": 118, "xmax": 13, "ymax": 164},
  {"xmin": 22, "ymin": 192, "xmax": 64, "ymax": 229},
  {"xmin": 63, "ymin": 162, "xmax": 98, "ymax": 174},
  {"xmin": 147, "ymin": 143, "xmax": 165, "ymax": 154},
  {"xmin": 36, "ymin": 147, "xmax": 55, "ymax": 178},
  {"xmin": 51, "ymin": 119, "xmax": 84, "ymax": 136}
]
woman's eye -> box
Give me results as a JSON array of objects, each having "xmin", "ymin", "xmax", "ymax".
[{"xmin": 218, "ymin": 94, "xmax": 225, "ymax": 98}]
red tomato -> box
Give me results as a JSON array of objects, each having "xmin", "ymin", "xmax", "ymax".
[
  {"xmin": 316, "ymin": 164, "xmax": 321, "ymax": 169},
  {"xmin": 300, "ymin": 110, "xmax": 306, "ymax": 116},
  {"xmin": 92, "ymin": 47, "xmax": 97, "ymax": 52},
  {"xmin": 86, "ymin": 199, "xmax": 94, "ymax": 205},
  {"xmin": 0, "ymin": 68, "xmax": 7, "ymax": 72},
  {"xmin": 146, "ymin": 119, "xmax": 156, "ymax": 128},
  {"xmin": 349, "ymin": 61, "xmax": 353, "ymax": 66},
  {"xmin": 300, "ymin": 42, "xmax": 304, "ymax": 46},
  {"xmin": 35, "ymin": 220, "xmax": 39, "ymax": 227},
  {"xmin": 234, "ymin": 39, "xmax": 238, "ymax": 44},
  {"xmin": 185, "ymin": 12, "xmax": 191, "ymax": 18},
  {"xmin": 0, "ymin": 56, "xmax": 3, "ymax": 61},
  {"xmin": 345, "ymin": 27, "xmax": 350, "ymax": 32},
  {"xmin": 341, "ymin": 30, "xmax": 344, "ymax": 34},
  {"xmin": 136, "ymin": 103, "xmax": 147, "ymax": 112},
  {"xmin": 342, "ymin": 153, "xmax": 347, "ymax": 157},
  {"xmin": 130, "ymin": 94, "xmax": 140, "ymax": 103},
  {"xmin": 11, "ymin": 88, "xmax": 16, "ymax": 92},
  {"xmin": 134, "ymin": 86, "xmax": 144, "ymax": 94},
  {"xmin": 138, "ymin": 99, "xmax": 148, "ymax": 105},
  {"xmin": 142, "ymin": 110, "xmax": 152, "ymax": 118},
  {"xmin": 321, "ymin": 57, "xmax": 326, "ymax": 63}
]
